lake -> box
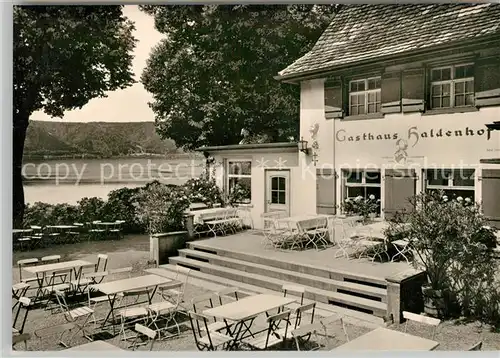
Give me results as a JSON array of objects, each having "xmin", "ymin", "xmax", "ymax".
[{"xmin": 23, "ymin": 157, "xmax": 204, "ymax": 205}]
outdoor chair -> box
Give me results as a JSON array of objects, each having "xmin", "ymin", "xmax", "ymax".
[
  {"xmin": 190, "ymin": 293, "xmax": 228, "ymax": 335},
  {"xmin": 216, "ymin": 287, "xmax": 243, "ymax": 305},
  {"xmin": 291, "ymin": 302, "xmax": 316, "ymax": 330},
  {"xmin": 87, "ymin": 267, "xmax": 132, "ymax": 314},
  {"xmin": 147, "ymin": 283, "xmax": 185, "ymax": 339},
  {"xmin": 14, "ymin": 232, "xmax": 32, "ymax": 251},
  {"xmin": 12, "ymin": 283, "xmax": 30, "ymax": 310},
  {"xmin": 30, "ymin": 225, "xmax": 44, "ymax": 248},
  {"xmin": 391, "ymin": 238, "xmax": 411, "ymax": 264},
  {"xmin": 12, "ymin": 297, "xmax": 32, "ymax": 340},
  {"xmin": 290, "ymin": 323, "xmax": 323, "ymax": 351},
  {"xmin": 158, "ymin": 265, "xmax": 191, "ymax": 305},
  {"xmin": 333, "ymin": 221, "xmax": 358, "ymax": 259},
  {"xmin": 41, "ymin": 255, "xmax": 61, "ymax": 264},
  {"xmin": 129, "ymin": 324, "xmax": 157, "ymax": 351},
  {"xmin": 118, "ymin": 288, "xmax": 153, "ymax": 343},
  {"xmin": 188, "ymin": 311, "xmax": 234, "ymax": 351},
  {"xmin": 12, "ymin": 333, "xmax": 31, "ymax": 351},
  {"xmin": 242, "ymin": 309, "xmax": 292, "ymax": 350},
  {"xmin": 319, "ymin": 313, "xmax": 349, "ymax": 342},
  {"xmin": 282, "ymin": 284, "xmax": 305, "ymax": 311},
  {"xmin": 53, "ymin": 290, "xmax": 96, "ymax": 347},
  {"xmin": 402, "ymin": 311, "xmax": 441, "ymax": 340},
  {"xmin": 88, "ymin": 221, "xmax": 106, "ymax": 241},
  {"xmin": 468, "ymin": 341, "xmax": 483, "ymax": 351},
  {"xmin": 110, "ymin": 220, "xmax": 125, "ymax": 239},
  {"xmin": 237, "ymin": 206, "xmax": 253, "ymax": 229},
  {"xmin": 261, "ymin": 218, "xmax": 288, "ymax": 250},
  {"xmin": 43, "ymin": 269, "xmax": 72, "ymax": 309},
  {"xmin": 297, "ymin": 218, "xmax": 330, "ymax": 251},
  {"xmin": 77, "ymin": 254, "xmax": 109, "ymax": 288},
  {"xmin": 44, "ymin": 226, "xmax": 62, "ymax": 245},
  {"xmin": 17, "ymin": 258, "xmax": 39, "ymax": 285}
]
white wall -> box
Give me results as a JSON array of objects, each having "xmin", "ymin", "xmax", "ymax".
[{"xmin": 299, "ymin": 78, "xmax": 500, "ymax": 217}]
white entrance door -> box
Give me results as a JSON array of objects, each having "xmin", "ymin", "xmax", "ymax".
[{"xmin": 265, "ymin": 170, "xmax": 290, "ymax": 216}]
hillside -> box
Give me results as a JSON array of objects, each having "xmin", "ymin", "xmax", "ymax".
[{"xmin": 24, "ymin": 121, "xmax": 178, "ymax": 159}]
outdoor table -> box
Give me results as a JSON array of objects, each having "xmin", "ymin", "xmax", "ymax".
[
  {"xmin": 203, "ymin": 293, "xmax": 296, "ymax": 348},
  {"xmin": 23, "ymin": 260, "xmax": 94, "ymax": 301},
  {"xmin": 333, "ymin": 327, "xmax": 439, "ymax": 351},
  {"xmin": 192, "ymin": 208, "xmax": 229, "ymax": 225},
  {"xmin": 92, "ymin": 274, "xmax": 176, "ymax": 334},
  {"xmin": 47, "ymin": 225, "xmax": 78, "ymax": 229},
  {"xmin": 67, "ymin": 340, "xmax": 123, "ymax": 351}
]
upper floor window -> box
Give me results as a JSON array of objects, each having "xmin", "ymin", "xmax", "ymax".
[
  {"xmin": 430, "ymin": 64, "xmax": 474, "ymax": 109},
  {"xmin": 349, "ymin": 77, "xmax": 381, "ymax": 116}
]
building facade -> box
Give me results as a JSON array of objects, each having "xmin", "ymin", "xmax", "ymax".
[{"xmin": 201, "ymin": 4, "xmax": 500, "ymax": 229}]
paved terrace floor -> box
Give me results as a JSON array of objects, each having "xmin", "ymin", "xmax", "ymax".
[{"xmin": 191, "ymin": 221, "xmax": 413, "ymax": 280}]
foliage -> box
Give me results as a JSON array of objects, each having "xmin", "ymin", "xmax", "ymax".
[
  {"xmin": 24, "ymin": 202, "xmax": 79, "ymax": 227},
  {"xmin": 227, "ymin": 183, "xmax": 251, "ymax": 206},
  {"xmin": 13, "ymin": 5, "xmax": 136, "ymax": 226},
  {"xmin": 77, "ymin": 197, "xmax": 106, "ymax": 224},
  {"xmin": 101, "ymin": 187, "xmax": 142, "ymax": 233},
  {"xmin": 384, "ymin": 190, "xmax": 499, "ymax": 324},
  {"xmin": 140, "ymin": 5, "xmax": 338, "ymax": 150},
  {"xmin": 340, "ymin": 195, "xmax": 380, "ymax": 221},
  {"xmin": 183, "ymin": 174, "xmax": 226, "ymax": 207},
  {"xmin": 132, "ymin": 182, "xmax": 191, "ymax": 234},
  {"xmin": 24, "ymin": 121, "xmax": 178, "ymax": 159}
]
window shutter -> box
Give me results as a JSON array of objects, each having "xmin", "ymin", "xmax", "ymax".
[
  {"xmin": 383, "ymin": 169, "xmax": 417, "ymax": 220},
  {"xmin": 324, "ymin": 78, "xmax": 343, "ymax": 119},
  {"xmin": 481, "ymin": 169, "xmax": 500, "ymax": 229},
  {"xmin": 316, "ymin": 168, "xmax": 336, "ymax": 215},
  {"xmin": 401, "ymin": 68, "xmax": 425, "ymax": 113},
  {"xmin": 381, "ymin": 71, "xmax": 401, "ymax": 114},
  {"xmin": 475, "ymin": 58, "xmax": 500, "ymax": 107}
]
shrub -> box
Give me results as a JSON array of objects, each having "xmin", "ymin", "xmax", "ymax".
[
  {"xmin": 385, "ymin": 190, "xmax": 499, "ymax": 324},
  {"xmin": 183, "ymin": 173, "xmax": 225, "ymax": 207},
  {"xmin": 77, "ymin": 197, "xmax": 106, "ymax": 224},
  {"xmin": 340, "ymin": 195, "xmax": 380, "ymax": 221},
  {"xmin": 133, "ymin": 181, "xmax": 190, "ymax": 234},
  {"xmin": 101, "ymin": 186, "xmax": 142, "ymax": 233}
]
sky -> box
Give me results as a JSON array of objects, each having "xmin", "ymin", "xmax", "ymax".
[{"xmin": 30, "ymin": 6, "xmax": 164, "ymax": 123}]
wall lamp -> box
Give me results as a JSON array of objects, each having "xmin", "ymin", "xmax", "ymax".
[
  {"xmin": 486, "ymin": 121, "xmax": 500, "ymax": 131},
  {"xmin": 298, "ymin": 137, "xmax": 311, "ymax": 155}
]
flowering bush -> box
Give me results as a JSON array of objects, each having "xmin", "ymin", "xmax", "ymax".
[
  {"xmin": 384, "ymin": 190, "xmax": 499, "ymax": 324},
  {"xmin": 227, "ymin": 183, "xmax": 251, "ymax": 206},
  {"xmin": 340, "ymin": 195, "xmax": 380, "ymax": 221},
  {"xmin": 132, "ymin": 182, "xmax": 190, "ymax": 234},
  {"xmin": 183, "ymin": 173, "xmax": 225, "ymax": 207}
]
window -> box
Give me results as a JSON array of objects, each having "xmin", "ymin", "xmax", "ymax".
[
  {"xmin": 425, "ymin": 168, "xmax": 475, "ymax": 202},
  {"xmin": 227, "ymin": 160, "xmax": 251, "ymax": 203},
  {"xmin": 270, "ymin": 176, "xmax": 286, "ymax": 205},
  {"xmin": 349, "ymin": 77, "xmax": 381, "ymax": 116},
  {"xmin": 344, "ymin": 170, "xmax": 381, "ymax": 213},
  {"xmin": 430, "ymin": 64, "xmax": 474, "ymax": 109}
]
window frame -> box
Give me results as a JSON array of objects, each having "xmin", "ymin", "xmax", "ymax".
[
  {"xmin": 429, "ymin": 63, "xmax": 475, "ymax": 109},
  {"xmin": 226, "ymin": 159, "xmax": 252, "ymax": 204},
  {"xmin": 343, "ymin": 170, "xmax": 382, "ymax": 214},
  {"xmin": 348, "ymin": 76, "xmax": 382, "ymax": 116},
  {"xmin": 425, "ymin": 169, "xmax": 475, "ymax": 192}
]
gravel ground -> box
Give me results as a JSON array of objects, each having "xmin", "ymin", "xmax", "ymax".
[{"xmin": 12, "ymin": 234, "xmax": 500, "ymax": 351}]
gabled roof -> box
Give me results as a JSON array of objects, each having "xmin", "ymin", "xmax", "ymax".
[{"xmin": 278, "ymin": 4, "xmax": 500, "ymax": 81}]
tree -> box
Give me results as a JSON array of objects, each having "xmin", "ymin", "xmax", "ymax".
[
  {"xmin": 13, "ymin": 6, "xmax": 136, "ymax": 226},
  {"xmin": 141, "ymin": 5, "xmax": 338, "ymax": 150}
]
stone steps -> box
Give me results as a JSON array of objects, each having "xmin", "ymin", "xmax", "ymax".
[{"xmin": 168, "ymin": 255, "xmax": 387, "ymax": 318}]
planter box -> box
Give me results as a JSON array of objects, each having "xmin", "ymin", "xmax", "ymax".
[{"xmin": 150, "ymin": 231, "xmax": 188, "ymax": 266}]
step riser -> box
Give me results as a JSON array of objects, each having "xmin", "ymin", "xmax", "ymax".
[
  {"xmin": 181, "ymin": 250, "xmax": 386, "ymax": 303},
  {"xmin": 187, "ymin": 242, "xmax": 387, "ymax": 288},
  {"xmin": 169, "ymin": 257, "xmax": 386, "ymax": 317}
]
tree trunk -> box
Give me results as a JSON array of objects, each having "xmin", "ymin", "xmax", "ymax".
[{"xmin": 13, "ymin": 114, "xmax": 29, "ymax": 228}]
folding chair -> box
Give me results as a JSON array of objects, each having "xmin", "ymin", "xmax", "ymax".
[
  {"xmin": 402, "ymin": 311, "xmax": 441, "ymax": 340},
  {"xmin": 41, "ymin": 255, "xmax": 61, "ymax": 264},
  {"xmin": 261, "ymin": 218, "xmax": 288, "ymax": 249},
  {"xmin": 291, "ymin": 302, "xmax": 316, "ymax": 331},
  {"xmin": 17, "ymin": 258, "xmax": 39, "ymax": 284},
  {"xmin": 190, "ymin": 293, "xmax": 228, "ymax": 335},
  {"xmin": 188, "ymin": 311, "xmax": 234, "ymax": 351},
  {"xmin": 12, "ymin": 333, "xmax": 31, "ymax": 351},
  {"xmin": 118, "ymin": 288, "xmax": 153, "ymax": 343},
  {"xmin": 30, "ymin": 225, "xmax": 44, "ymax": 248},
  {"xmin": 333, "ymin": 221, "xmax": 358, "ymax": 259},
  {"xmin": 12, "ymin": 297, "xmax": 32, "ymax": 338},
  {"xmin": 54, "ymin": 290, "xmax": 96, "ymax": 347},
  {"xmin": 216, "ymin": 287, "xmax": 242, "ymax": 305},
  {"xmin": 301, "ymin": 217, "xmax": 330, "ymax": 250},
  {"xmin": 282, "ymin": 284, "xmax": 305, "ymax": 311},
  {"xmin": 158, "ymin": 265, "xmax": 191, "ymax": 305},
  {"xmin": 147, "ymin": 286, "xmax": 184, "ymax": 339},
  {"xmin": 110, "ymin": 220, "xmax": 125, "ymax": 240},
  {"xmin": 73, "ymin": 254, "xmax": 109, "ymax": 291},
  {"xmin": 391, "ymin": 238, "xmax": 411, "ymax": 263},
  {"xmin": 468, "ymin": 341, "xmax": 483, "ymax": 351},
  {"xmin": 290, "ymin": 323, "xmax": 323, "ymax": 351},
  {"xmin": 242, "ymin": 310, "xmax": 292, "ymax": 350},
  {"xmin": 87, "ymin": 267, "xmax": 132, "ymax": 314},
  {"xmin": 43, "ymin": 269, "xmax": 71, "ymax": 310},
  {"xmin": 12, "ymin": 283, "xmax": 30, "ymax": 310},
  {"xmin": 88, "ymin": 221, "xmax": 105, "ymax": 241},
  {"xmin": 130, "ymin": 324, "xmax": 157, "ymax": 351},
  {"xmin": 319, "ymin": 313, "xmax": 348, "ymax": 342}
]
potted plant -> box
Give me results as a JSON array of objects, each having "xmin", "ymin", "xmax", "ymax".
[{"xmin": 385, "ymin": 190, "xmax": 498, "ymax": 318}]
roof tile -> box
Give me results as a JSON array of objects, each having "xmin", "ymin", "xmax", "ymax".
[{"xmin": 279, "ymin": 4, "xmax": 500, "ymax": 79}]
